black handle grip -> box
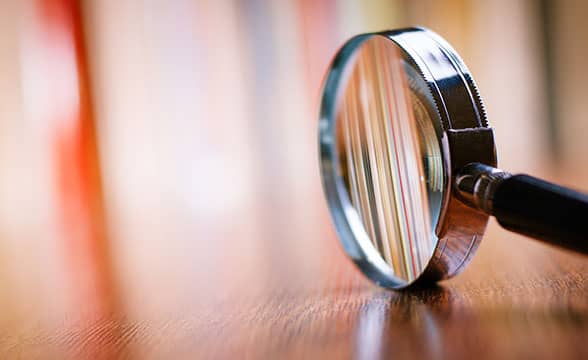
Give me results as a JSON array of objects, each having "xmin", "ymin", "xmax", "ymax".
[{"xmin": 493, "ymin": 174, "xmax": 588, "ymax": 255}]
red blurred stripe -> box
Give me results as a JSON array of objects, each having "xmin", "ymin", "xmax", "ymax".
[{"xmin": 34, "ymin": 0, "xmax": 116, "ymax": 315}]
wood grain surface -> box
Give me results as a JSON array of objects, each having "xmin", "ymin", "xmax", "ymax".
[{"xmin": 1, "ymin": 219, "xmax": 586, "ymax": 360}]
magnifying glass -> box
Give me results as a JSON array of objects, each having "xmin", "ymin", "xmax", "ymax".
[{"xmin": 318, "ymin": 27, "xmax": 588, "ymax": 289}]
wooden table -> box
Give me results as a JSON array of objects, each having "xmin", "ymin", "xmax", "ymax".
[{"xmin": 2, "ymin": 214, "xmax": 587, "ymax": 359}]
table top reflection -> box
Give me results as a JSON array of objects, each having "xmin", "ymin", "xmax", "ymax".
[{"xmin": 2, "ymin": 217, "xmax": 587, "ymax": 359}]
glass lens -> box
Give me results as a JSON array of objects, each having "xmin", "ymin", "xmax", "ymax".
[{"xmin": 335, "ymin": 36, "xmax": 444, "ymax": 282}]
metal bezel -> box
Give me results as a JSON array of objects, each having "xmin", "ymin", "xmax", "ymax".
[{"xmin": 318, "ymin": 27, "xmax": 496, "ymax": 289}]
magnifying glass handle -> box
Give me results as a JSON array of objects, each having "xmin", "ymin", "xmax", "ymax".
[{"xmin": 456, "ymin": 163, "xmax": 588, "ymax": 255}]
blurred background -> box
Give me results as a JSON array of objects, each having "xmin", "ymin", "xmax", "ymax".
[{"xmin": 0, "ymin": 0, "xmax": 586, "ymax": 352}]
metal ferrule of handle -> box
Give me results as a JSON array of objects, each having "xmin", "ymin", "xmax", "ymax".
[{"xmin": 455, "ymin": 163, "xmax": 512, "ymax": 215}]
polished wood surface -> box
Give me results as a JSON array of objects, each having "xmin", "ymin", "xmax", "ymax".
[{"xmin": 2, "ymin": 219, "xmax": 587, "ymax": 359}]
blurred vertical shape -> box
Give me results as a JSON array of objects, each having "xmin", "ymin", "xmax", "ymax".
[
  {"xmin": 358, "ymin": 0, "xmax": 404, "ymax": 33},
  {"xmin": 173, "ymin": 0, "xmax": 262, "ymax": 297},
  {"xmin": 240, "ymin": 0, "xmax": 298, "ymax": 285},
  {"xmin": 0, "ymin": 1, "xmax": 24, "ymax": 327},
  {"xmin": 298, "ymin": 0, "xmax": 338, "ymax": 100},
  {"xmin": 337, "ymin": 0, "xmax": 402, "ymax": 40},
  {"xmin": 538, "ymin": 0, "xmax": 559, "ymax": 161},
  {"xmin": 239, "ymin": 0, "xmax": 336, "ymax": 287},
  {"xmin": 297, "ymin": 0, "xmax": 355, "ymax": 287},
  {"xmin": 546, "ymin": 0, "xmax": 588, "ymax": 182},
  {"xmin": 469, "ymin": 0, "xmax": 548, "ymax": 174},
  {"xmin": 403, "ymin": 0, "xmax": 471, "ymax": 53},
  {"xmin": 20, "ymin": 0, "xmax": 115, "ymax": 315}
]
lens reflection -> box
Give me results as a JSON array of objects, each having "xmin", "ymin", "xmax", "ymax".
[{"xmin": 336, "ymin": 36, "xmax": 443, "ymax": 282}]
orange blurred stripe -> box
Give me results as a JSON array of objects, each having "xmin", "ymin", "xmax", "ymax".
[{"xmin": 34, "ymin": 0, "xmax": 116, "ymax": 315}]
